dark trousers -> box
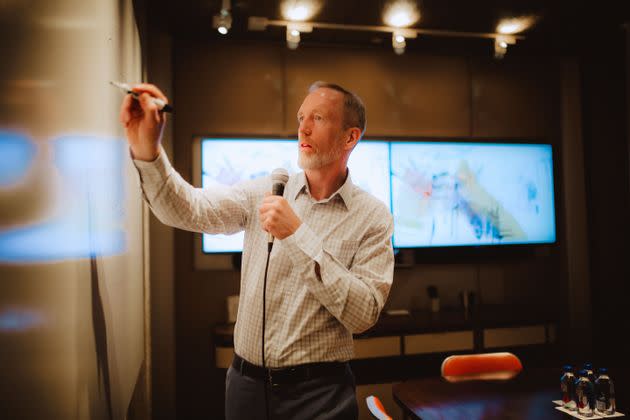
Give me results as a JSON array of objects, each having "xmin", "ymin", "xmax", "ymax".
[{"xmin": 225, "ymin": 363, "xmax": 358, "ymax": 420}]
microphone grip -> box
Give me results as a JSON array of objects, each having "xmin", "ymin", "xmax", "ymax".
[
  {"xmin": 267, "ymin": 182, "xmax": 286, "ymax": 251},
  {"xmin": 272, "ymin": 183, "xmax": 285, "ymax": 196}
]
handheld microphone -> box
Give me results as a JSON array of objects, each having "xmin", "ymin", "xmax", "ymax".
[
  {"xmin": 267, "ymin": 168, "xmax": 289, "ymax": 250},
  {"xmin": 262, "ymin": 168, "xmax": 288, "ymax": 420}
]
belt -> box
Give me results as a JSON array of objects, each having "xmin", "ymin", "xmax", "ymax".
[{"xmin": 232, "ymin": 354, "xmax": 348, "ymax": 386}]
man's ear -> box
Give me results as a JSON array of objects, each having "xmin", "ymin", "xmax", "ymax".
[{"xmin": 345, "ymin": 127, "xmax": 361, "ymax": 150}]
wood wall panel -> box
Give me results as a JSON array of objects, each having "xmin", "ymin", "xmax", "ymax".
[
  {"xmin": 470, "ymin": 58, "xmax": 557, "ymax": 138},
  {"xmin": 175, "ymin": 42, "xmax": 285, "ymax": 136},
  {"xmin": 285, "ymin": 48, "xmax": 470, "ymax": 137},
  {"xmin": 284, "ymin": 48, "xmax": 392, "ymax": 137}
]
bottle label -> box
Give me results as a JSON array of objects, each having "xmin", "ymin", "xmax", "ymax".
[
  {"xmin": 579, "ymin": 395, "xmax": 587, "ymax": 408},
  {"xmin": 562, "ymin": 383, "xmax": 570, "ymax": 402}
]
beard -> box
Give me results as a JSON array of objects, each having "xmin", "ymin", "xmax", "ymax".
[{"xmin": 297, "ymin": 140, "xmax": 344, "ymax": 170}]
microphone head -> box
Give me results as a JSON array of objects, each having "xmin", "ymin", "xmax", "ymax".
[
  {"xmin": 271, "ymin": 168, "xmax": 289, "ymax": 196},
  {"xmin": 271, "ymin": 168, "xmax": 289, "ymax": 185}
]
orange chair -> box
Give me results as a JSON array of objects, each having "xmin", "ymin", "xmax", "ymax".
[
  {"xmin": 366, "ymin": 395, "xmax": 393, "ymax": 420},
  {"xmin": 441, "ymin": 352, "xmax": 523, "ymax": 382}
]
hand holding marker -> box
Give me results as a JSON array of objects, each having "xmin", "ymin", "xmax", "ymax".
[{"xmin": 110, "ymin": 81, "xmax": 173, "ymax": 113}]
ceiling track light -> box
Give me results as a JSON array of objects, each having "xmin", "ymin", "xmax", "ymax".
[
  {"xmin": 392, "ymin": 29, "xmax": 417, "ymax": 55},
  {"xmin": 285, "ymin": 22, "xmax": 313, "ymax": 50},
  {"xmin": 247, "ymin": 17, "xmax": 525, "ymax": 56},
  {"xmin": 392, "ymin": 32, "xmax": 406, "ymax": 55},
  {"xmin": 494, "ymin": 34, "xmax": 516, "ymax": 59},
  {"xmin": 212, "ymin": 0, "xmax": 232, "ymax": 35},
  {"xmin": 286, "ymin": 27, "xmax": 300, "ymax": 49}
]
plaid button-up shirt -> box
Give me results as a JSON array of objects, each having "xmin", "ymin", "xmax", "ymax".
[{"xmin": 134, "ymin": 149, "xmax": 394, "ymax": 367}]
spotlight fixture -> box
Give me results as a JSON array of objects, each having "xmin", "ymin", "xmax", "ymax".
[
  {"xmin": 286, "ymin": 27, "xmax": 300, "ymax": 49},
  {"xmin": 392, "ymin": 32, "xmax": 406, "ymax": 54},
  {"xmin": 212, "ymin": 0, "xmax": 232, "ymax": 35},
  {"xmin": 285, "ymin": 22, "xmax": 313, "ymax": 50},
  {"xmin": 392, "ymin": 29, "xmax": 417, "ymax": 55},
  {"xmin": 493, "ymin": 34, "xmax": 516, "ymax": 59}
]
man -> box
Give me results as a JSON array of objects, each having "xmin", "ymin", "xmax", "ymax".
[{"xmin": 120, "ymin": 81, "xmax": 394, "ymax": 419}]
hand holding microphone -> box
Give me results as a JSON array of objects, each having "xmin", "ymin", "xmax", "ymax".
[{"xmin": 259, "ymin": 168, "xmax": 299, "ymax": 250}]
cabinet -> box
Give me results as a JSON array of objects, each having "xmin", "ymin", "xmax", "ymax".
[{"xmin": 213, "ymin": 304, "xmax": 557, "ymax": 369}]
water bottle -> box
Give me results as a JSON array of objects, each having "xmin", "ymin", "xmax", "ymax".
[
  {"xmin": 583, "ymin": 362, "xmax": 596, "ymax": 382},
  {"xmin": 575, "ymin": 369, "xmax": 594, "ymax": 417},
  {"xmin": 594, "ymin": 368, "xmax": 616, "ymax": 415},
  {"xmin": 560, "ymin": 365, "xmax": 577, "ymax": 410}
]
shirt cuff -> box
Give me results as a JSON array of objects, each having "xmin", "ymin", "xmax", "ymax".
[
  {"xmin": 130, "ymin": 146, "xmax": 173, "ymax": 185},
  {"xmin": 282, "ymin": 222, "xmax": 323, "ymax": 266}
]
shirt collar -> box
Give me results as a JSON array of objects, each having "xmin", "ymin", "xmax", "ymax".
[{"xmin": 293, "ymin": 170, "xmax": 354, "ymax": 210}]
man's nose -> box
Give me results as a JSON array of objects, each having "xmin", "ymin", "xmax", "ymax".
[{"xmin": 299, "ymin": 120, "xmax": 312, "ymax": 135}]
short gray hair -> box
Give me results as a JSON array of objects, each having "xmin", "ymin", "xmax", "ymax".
[{"xmin": 308, "ymin": 81, "xmax": 366, "ymax": 139}]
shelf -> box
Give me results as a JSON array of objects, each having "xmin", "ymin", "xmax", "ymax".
[{"xmin": 212, "ymin": 304, "xmax": 557, "ymax": 363}]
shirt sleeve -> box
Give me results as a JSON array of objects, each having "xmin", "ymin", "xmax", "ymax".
[
  {"xmin": 131, "ymin": 147, "xmax": 252, "ymax": 235},
  {"xmin": 281, "ymin": 212, "xmax": 394, "ymax": 334}
]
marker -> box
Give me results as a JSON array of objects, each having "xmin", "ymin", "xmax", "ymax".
[{"xmin": 110, "ymin": 81, "xmax": 173, "ymax": 113}]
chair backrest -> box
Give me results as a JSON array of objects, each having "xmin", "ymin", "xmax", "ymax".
[
  {"xmin": 366, "ymin": 395, "xmax": 392, "ymax": 420},
  {"xmin": 441, "ymin": 352, "xmax": 523, "ymax": 382}
]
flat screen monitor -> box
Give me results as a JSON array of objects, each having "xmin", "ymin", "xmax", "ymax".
[
  {"xmin": 390, "ymin": 142, "xmax": 556, "ymax": 248},
  {"xmin": 196, "ymin": 138, "xmax": 390, "ymax": 253}
]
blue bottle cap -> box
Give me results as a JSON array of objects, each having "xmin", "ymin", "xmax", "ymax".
[
  {"xmin": 563, "ymin": 365, "xmax": 573, "ymax": 372},
  {"xmin": 578, "ymin": 369, "xmax": 588, "ymax": 377},
  {"xmin": 598, "ymin": 367, "xmax": 608, "ymax": 374},
  {"xmin": 584, "ymin": 362, "xmax": 593, "ymax": 369}
]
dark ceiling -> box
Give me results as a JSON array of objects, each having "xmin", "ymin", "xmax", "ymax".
[{"xmin": 149, "ymin": 0, "xmax": 630, "ymax": 56}]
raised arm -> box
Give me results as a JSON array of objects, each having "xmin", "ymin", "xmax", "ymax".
[{"xmin": 119, "ymin": 83, "xmax": 253, "ymax": 235}]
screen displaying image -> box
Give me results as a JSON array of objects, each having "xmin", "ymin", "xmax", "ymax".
[
  {"xmin": 391, "ymin": 142, "xmax": 556, "ymax": 247},
  {"xmin": 200, "ymin": 138, "xmax": 390, "ymax": 253}
]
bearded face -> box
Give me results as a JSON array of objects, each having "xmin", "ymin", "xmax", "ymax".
[{"xmin": 296, "ymin": 88, "xmax": 347, "ymax": 170}]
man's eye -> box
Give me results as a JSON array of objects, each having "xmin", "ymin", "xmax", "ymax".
[{"xmin": 315, "ymin": 115, "xmax": 322, "ymax": 121}]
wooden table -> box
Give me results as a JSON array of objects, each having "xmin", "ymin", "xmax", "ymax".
[{"xmin": 392, "ymin": 368, "xmax": 574, "ymax": 419}]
